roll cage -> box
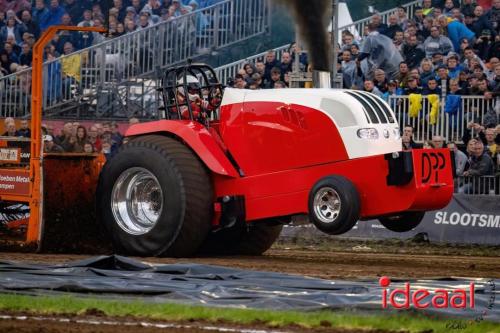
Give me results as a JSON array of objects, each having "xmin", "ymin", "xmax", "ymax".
[{"xmin": 159, "ymin": 62, "xmax": 224, "ymax": 125}]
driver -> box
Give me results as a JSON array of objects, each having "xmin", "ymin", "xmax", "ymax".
[{"xmin": 173, "ymin": 75, "xmax": 217, "ymax": 122}]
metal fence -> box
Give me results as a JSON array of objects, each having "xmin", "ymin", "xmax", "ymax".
[
  {"xmin": 389, "ymin": 95, "xmax": 497, "ymax": 144},
  {"xmin": 0, "ymin": 0, "xmax": 270, "ymax": 120},
  {"xmin": 454, "ymin": 176, "xmax": 499, "ymax": 196}
]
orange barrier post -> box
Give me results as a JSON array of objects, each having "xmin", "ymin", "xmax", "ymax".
[{"xmin": 26, "ymin": 26, "xmax": 107, "ymax": 247}]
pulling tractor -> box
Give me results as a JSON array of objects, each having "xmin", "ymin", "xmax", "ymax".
[{"xmin": 0, "ymin": 27, "xmax": 455, "ymax": 256}]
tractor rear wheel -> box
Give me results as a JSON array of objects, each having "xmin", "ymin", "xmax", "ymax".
[
  {"xmin": 97, "ymin": 135, "xmax": 213, "ymax": 257},
  {"xmin": 308, "ymin": 176, "xmax": 360, "ymax": 235},
  {"xmin": 378, "ymin": 212, "xmax": 425, "ymax": 232}
]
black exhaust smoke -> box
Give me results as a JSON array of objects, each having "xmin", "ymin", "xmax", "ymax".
[{"xmin": 277, "ymin": 0, "xmax": 332, "ymax": 72}]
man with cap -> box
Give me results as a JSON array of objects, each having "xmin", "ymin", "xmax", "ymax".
[
  {"xmin": 43, "ymin": 135, "xmax": 64, "ymax": 153},
  {"xmin": 125, "ymin": 6, "xmax": 138, "ymax": 24}
]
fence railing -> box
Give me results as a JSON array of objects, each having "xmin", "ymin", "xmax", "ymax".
[
  {"xmin": 0, "ymin": 0, "xmax": 270, "ymax": 120},
  {"xmin": 454, "ymin": 176, "xmax": 499, "ymax": 196},
  {"xmin": 389, "ymin": 95, "xmax": 497, "ymax": 144}
]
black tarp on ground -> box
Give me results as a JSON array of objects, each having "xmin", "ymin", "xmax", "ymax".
[{"xmin": 0, "ymin": 255, "xmax": 498, "ymax": 322}]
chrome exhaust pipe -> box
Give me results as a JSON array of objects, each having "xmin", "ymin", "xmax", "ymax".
[{"xmin": 312, "ymin": 70, "xmax": 331, "ymax": 88}]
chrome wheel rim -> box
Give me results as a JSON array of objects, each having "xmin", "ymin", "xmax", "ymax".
[
  {"xmin": 313, "ymin": 187, "xmax": 341, "ymax": 223},
  {"xmin": 111, "ymin": 167, "xmax": 163, "ymax": 235}
]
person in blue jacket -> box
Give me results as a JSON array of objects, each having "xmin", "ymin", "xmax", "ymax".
[
  {"xmin": 438, "ymin": 15, "xmax": 476, "ymax": 53},
  {"xmin": 44, "ymin": 0, "xmax": 67, "ymax": 30}
]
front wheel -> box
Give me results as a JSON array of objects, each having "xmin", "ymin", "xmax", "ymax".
[
  {"xmin": 97, "ymin": 135, "xmax": 213, "ymax": 257},
  {"xmin": 378, "ymin": 212, "xmax": 425, "ymax": 232},
  {"xmin": 308, "ymin": 176, "xmax": 360, "ymax": 235}
]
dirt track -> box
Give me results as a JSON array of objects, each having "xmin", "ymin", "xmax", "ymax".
[
  {"xmin": 0, "ymin": 246, "xmax": 498, "ymax": 333},
  {"xmin": 0, "ymin": 248, "xmax": 498, "ymax": 279}
]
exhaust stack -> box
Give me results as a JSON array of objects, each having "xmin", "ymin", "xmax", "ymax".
[{"xmin": 313, "ymin": 70, "xmax": 332, "ymax": 88}]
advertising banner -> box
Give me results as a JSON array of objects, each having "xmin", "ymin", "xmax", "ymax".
[{"xmin": 0, "ymin": 169, "xmax": 31, "ymax": 196}]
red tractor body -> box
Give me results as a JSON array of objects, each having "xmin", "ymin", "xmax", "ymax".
[{"xmin": 124, "ymin": 86, "xmax": 454, "ymax": 238}]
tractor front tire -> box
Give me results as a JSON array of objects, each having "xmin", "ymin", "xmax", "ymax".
[
  {"xmin": 378, "ymin": 212, "xmax": 425, "ymax": 232},
  {"xmin": 97, "ymin": 135, "xmax": 212, "ymax": 257},
  {"xmin": 308, "ymin": 176, "xmax": 360, "ymax": 235}
]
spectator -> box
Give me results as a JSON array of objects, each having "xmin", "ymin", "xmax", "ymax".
[
  {"xmin": 43, "ymin": 134, "xmax": 64, "ymax": 153},
  {"xmin": 45, "ymin": 0, "xmax": 66, "ymax": 30},
  {"xmin": 485, "ymin": 128, "xmax": 498, "ymax": 156},
  {"xmin": 384, "ymin": 14, "xmax": 403, "ymax": 39},
  {"xmin": 393, "ymin": 30, "xmax": 404, "ymax": 52},
  {"xmin": 446, "ymin": 54, "xmax": 464, "ymax": 79},
  {"xmin": 279, "ymin": 52, "xmax": 292, "ymax": 75},
  {"xmin": 373, "ymin": 69, "xmax": 388, "ymax": 93},
  {"xmin": 83, "ymin": 142, "xmax": 94, "ymax": 153},
  {"xmin": 485, "ymin": 0, "xmax": 499, "ymax": 35},
  {"xmin": 396, "ymin": 6, "xmax": 409, "ymax": 29},
  {"xmin": 461, "ymin": 0, "xmax": 477, "ymax": 18},
  {"xmin": 420, "ymin": 58, "xmax": 435, "ymax": 87},
  {"xmin": 402, "ymin": 34, "xmax": 425, "ymax": 69},
  {"xmin": 370, "ymin": 13, "xmax": 388, "ymax": 34},
  {"xmin": 265, "ymin": 67, "xmax": 282, "ymax": 89},
  {"xmin": 402, "ymin": 133, "xmax": 413, "ymax": 150},
  {"xmin": 0, "ymin": 17, "xmax": 26, "ymax": 45},
  {"xmin": 432, "ymin": 135, "xmax": 446, "ymax": 148},
  {"xmin": 403, "ymin": 125, "xmax": 422, "ymax": 148},
  {"xmin": 233, "ymin": 74, "xmax": 246, "ymax": 89},
  {"xmin": 363, "ymin": 79, "xmax": 383, "ymax": 98},
  {"xmin": 395, "ymin": 61, "xmax": 410, "ymax": 88},
  {"xmin": 423, "ymin": 77, "xmax": 441, "ymax": 94},
  {"xmin": 32, "ymin": 0, "xmax": 50, "ymax": 32},
  {"xmin": 447, "ymin": 141, "xmax": 468, "ymax": 175},
  {"xmin": 2, "ymin": 122, "xmax": 18, "ymax": 136},
  {"xmin": 438, "ymin": 15, "xmax": 476, "ymax": 52},
  {"xmin": 17, "ymin": 119, "xmax": 30, "ymax": 138},
  {"xmin": 474, "ymin": 29, "xmax": 494, "ymax": 60},
  {"xmin": 21, "ymin": 10, "xmax": 40, "ymax": 40},
  {"xmin": 461, "ymin": 139, "xmax": 495, "ymax": 193},
  {"xmin": 87, "ymin": 125, "xmax": 102, "ymax": 152},
  {"xmin": 64, "ymin": 0, "xmax": 85, "ymax": 21},
  {"xmin": 471, "ymin": 6, "xmax": 495, "ymax": 38},
  {"xmin": 404, "ymin": 76, "xmax": 422, "ymax": 94},
  {"xmin": 55, "ymin": 122, "xmax": 72, "ymax": 148},
  {"xmin": 263, "ymin": 50, "xmax": 280, "ymax": 83},
  {"xmin": 423, "ymin": 25, "xmax": 454, "ymax": 58},
  {"xmin": 274, "ymin": 81, "xmax": 286, "ymax": 89},
  {"xmin": 341, "ymin": 49, "xmax": 360, "ymax": 89},
  {"xmin": 358, "ymin": 23, "xmax": 403, "ymax": 80}
]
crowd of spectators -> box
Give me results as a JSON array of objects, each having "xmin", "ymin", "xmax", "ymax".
[
  {"xmin": 1, "ymin": 116, "xmax": 140, "ymax": 159},
  {"xmin": 0, "ymin": 0, "xmax": 222, "ymax": 78}
]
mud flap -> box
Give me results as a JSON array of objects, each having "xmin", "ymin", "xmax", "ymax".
[{"xmin": 40, "ymin": 154, "xmax": 112, "ymax": 253}]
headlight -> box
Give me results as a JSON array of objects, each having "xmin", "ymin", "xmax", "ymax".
[
  {"xmin": 357, "ymin": 128, "xmax": 379, "ymax": 139},
  {"xmin": 393, "ymin": 128, "xmax": 400, "ymax": 139}
]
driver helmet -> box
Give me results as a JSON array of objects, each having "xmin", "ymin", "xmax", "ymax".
[{"xmin": 177, "ymin": 75, "xmax": 200, "ymax": 101}]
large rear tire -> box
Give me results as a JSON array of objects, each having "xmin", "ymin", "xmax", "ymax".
[
  {"xmin": 97, "ymin": 135, "xmax": 213, "ymax": 257},
  {"xmin": 378, "ymin": 212, "xmax": 425, "ymax": 232}
]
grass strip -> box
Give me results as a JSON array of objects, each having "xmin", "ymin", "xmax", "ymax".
[{"xmin": 0, "ymin": 294, "xmax": 498, "ymax": 333}]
